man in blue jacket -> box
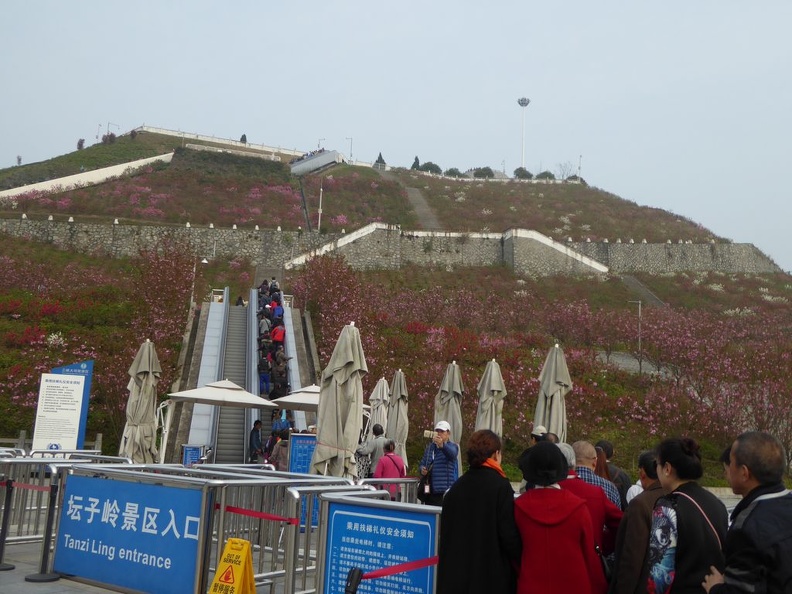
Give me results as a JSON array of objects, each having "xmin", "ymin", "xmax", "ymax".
[
  {"xmin": 419, "ymin": 420, "xmax": 459, "ymax": 506},
  {"xmin": 703, "ymin": 431, "xmax": 792, "ymax": 594}
]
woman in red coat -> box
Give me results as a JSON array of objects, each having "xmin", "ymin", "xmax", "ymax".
[{"xmin": 514, "ymin": 442, "xmax": 607, "ymax": 594}]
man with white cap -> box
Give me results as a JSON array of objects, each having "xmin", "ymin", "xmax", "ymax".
[
  {"xmin": 419, "ymin": 420, "xmax": 459, "ymax": 506},
  {"xmin": 530, "ymin": 425, "xmax": 548, "ymax": 446}
]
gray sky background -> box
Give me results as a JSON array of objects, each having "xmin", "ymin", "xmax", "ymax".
[{"xmin": 3, "ymin": 2, "xmax": 790, "ymax": 272}]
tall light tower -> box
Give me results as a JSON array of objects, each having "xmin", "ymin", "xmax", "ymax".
[{"xmin": 517, "ymin": 97, "xmax": 531, "ymax": 170}]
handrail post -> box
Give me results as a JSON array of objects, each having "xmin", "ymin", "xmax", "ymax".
[
  {"xmin": 0, "ymin": 478, "xmax": 15, "ymax": 571},
  {"xmin": 25, "ymin": 472, "xmax": 60, "ymax": 583}
]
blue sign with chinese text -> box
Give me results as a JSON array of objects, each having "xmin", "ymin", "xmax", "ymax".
[
  {"xmin": 54, "ymin": 475, "xmax": 205, "ymax": 593},
  {"xmin": 51, "ymin": 360, "xmax": 93, "ymax": 448},
  {"xmin": 323, "ymin": 502, "xmax": 438, "ymax": 594},
  {"xmin": 288, "ymin": 433, "xmax": 316, "ymax": 474}
]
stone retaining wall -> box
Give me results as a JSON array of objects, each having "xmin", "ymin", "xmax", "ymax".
[{"xmin": 1, "ymin": 218, "xmax": 781, "ymax": 276}]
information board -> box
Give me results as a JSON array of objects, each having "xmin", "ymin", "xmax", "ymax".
[
  {"xmin": 54, "ymin": 475, "xmax": 206, "ymax": 593},
  {"xmin": 51, "ymin": 360, "xmax": 94, "ymax": 448},
  {"xmin": 323, "ymin": 501, "xmax": 438, "ymax": 594},
  {"xmin": 32, "ymin": 373, "xmax": 86, "ymax": 451},
  {"xmin": 182, "ymin": 444, "xmax": 204, "ymax": 467},
  {"xmin": 288, "ymin": 433, "xmax": 317, "ymax": 474}
]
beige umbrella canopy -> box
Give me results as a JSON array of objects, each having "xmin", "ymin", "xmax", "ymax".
[
  {"xmin": 387, "ymin": 369, "xmax": 409, "ymax": 468},
  {"xmin": 168, "ymin": 379, "xmax": 279, "ymax": 409},
  {"xmin": 310, "ymin": 323, "xmax": 368, "ymax": 478},
  {"xmin": 434, "ymin": 361, "xmax": 464, "ymax": 470},
  {"xmin": 474, "ymin": 359, "xmax": 507, "ymax": 437},
  {"xmin": 533, "ymin": 344, "xmax": 572, "ymax": 443},
  {"xmin": 119, "ymin": 340, "xmax": 162, "ymax": 463}
]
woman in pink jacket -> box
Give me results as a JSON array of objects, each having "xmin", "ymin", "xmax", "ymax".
[{"xmin": 373, "ymin": 440, "xmax": 406, "ymax": 500}]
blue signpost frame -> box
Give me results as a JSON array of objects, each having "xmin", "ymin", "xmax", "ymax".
[
  {"xmin": 54, "ymin": 475, "xmax": 207, "ymax": 593},
  {"xmin": 320, "ymin": 498, "xmax": 439, "ymax": 594}
]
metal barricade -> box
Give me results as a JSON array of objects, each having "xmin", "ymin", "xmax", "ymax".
[
  {"xmin": 81, "ymin": 464, "xmax": 364, "ymax": 592},
  {"xmin": 358, "ymin": 477, "xmax": 420, "ymax": 504},
  {"xmin": 28, "ymin": 449, "xmax": 100, "ymax": 458},
  {"xmin": 284, "ymin": 485, "xmax": 382, "ymax": 594}
]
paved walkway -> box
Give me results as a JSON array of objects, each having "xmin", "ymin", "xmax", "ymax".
[
  {"xmin": 0, "ymin": 541, "xmax": 110, "ymax": 593},
  {"xmin": 377, "ymin": 171, "xmax": 442, "ymax": 230}
]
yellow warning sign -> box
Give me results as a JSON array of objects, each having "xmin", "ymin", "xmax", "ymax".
[{"xmin": 209, "ymin": 538, "xmax": 255, "ymax": 594}]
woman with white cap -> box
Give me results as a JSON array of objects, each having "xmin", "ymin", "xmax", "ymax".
[{"xmin": 418, "ymin": 420, "xmax": 459, "ymax": 506}]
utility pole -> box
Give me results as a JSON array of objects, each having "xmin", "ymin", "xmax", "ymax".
[{"xmin": 628, "ymin": 300, "xmax": 643, "ymax": 374}]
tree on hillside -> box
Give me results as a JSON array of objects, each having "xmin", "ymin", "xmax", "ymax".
[
  {"xmin": 375, "ymin": 152, "xmax": 386, "ymax": 165},
  {"xmin": 16, "ymin": 155, "xmax": 21, "ymax": 166},
  {"xmin": 473, "ymin": 167, "xmax": 495, "ymax": 179},
  {"xmin": 77, "ymin": 138, "xmax": 85, "ymax": 151},
  {"xmin": 556, "ymin": 161, "xmax": 576, "ymax": 180},
  {"xmin": 411, "ymin": 156, "xmax": 420, "ymax": 170},
  {"xmin": 513, "ymin": 167, "xmax": 533, "ymax": 180},
  {"xmin": 240, "ymin": 134, "xmax": 247, "ymax": 144},
  {"xmin": 444, "ymin": 167, "xmax": 463, "ymax": 177},
  {"xmin": 419, "ymin": 161, "xmax": 442, "ymax": 175},
  {"xmin": 101, "ymin": 133, "xmax": 117, "ymax": 145},
  {"xmin": 536, "ymin": 170, "xmax": 555, "ymax": 180}
]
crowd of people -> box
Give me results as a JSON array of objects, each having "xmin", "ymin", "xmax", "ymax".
[{"xmin": 429, "ymin": 424, "xmax": 790, "ymax": 594}]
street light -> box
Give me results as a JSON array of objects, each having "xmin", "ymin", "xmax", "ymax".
[
  {"xmin": 628, "ymin": 300, "xmax": 643, "ymax": 374},
  {"xmin": 517, "ymin": 97, "xmax": 530, "ymax": 170},
  {"xmin": 345, "ymin": 137, "xmax": 353, "ymax": 161},
  {"xmin": 318, "ymin": 138, "xmax": 325, "ymax": 149},
  {"xmin": 317, "ymin": 178, "xmax": 324, "ymax": 233}
]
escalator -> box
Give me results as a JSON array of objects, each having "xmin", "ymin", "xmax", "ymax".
[{"xmin": 213, "ymin": 304, "xmax": 248, "ymax": 463}]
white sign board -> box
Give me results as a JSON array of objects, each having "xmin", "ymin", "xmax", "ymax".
[{"xmin": 32, "ymin": 373, "xmax": 86, "ymax": 450}]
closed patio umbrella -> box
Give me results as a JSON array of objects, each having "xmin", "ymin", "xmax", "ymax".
[
  {"xmin": 474, "ymin": 359, "xmax": 507, "ymax": 437},
  {"xmin": 367, "ymin": 377, "xmax": 390, "ymax": 436},
  {"xmin": 310, "ymin": 323, "xmax": 368, "ymax": 478},
  {"xmin": 434, "ymin": 361, "xmax": 464, "ymax": 470},
  {"xmin": 119, "ymin": 339, "xmax": 161, "ymax": 463},
  {"xmin": 387, "ymin": 369, "xmax": 410, "ymax": 468},
  {"xmin": 533, "ymin": 343, "xmax": 572, "ymax": 443}
]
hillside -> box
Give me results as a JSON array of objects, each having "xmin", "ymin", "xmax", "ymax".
[
  {"xmin": 2, "ymin": 132, "xmax": 720, "ymax": 246},
  {"xmin": 1, "ymin": 132, "xmax": 790, "ymax": 483}
]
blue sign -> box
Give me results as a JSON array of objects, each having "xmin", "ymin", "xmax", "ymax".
[
  {"xmin": 323, "ymin": 502, "xmax": 438, "ymax": 594},
  {"xmin": 182, "ymin": 444, "xmax": 204, "ymax": 467},
  {"xmin": 51, "ymin": 360, "xmax": 93, "ymax": 449},
  {"xmin": 288, "ymin": 433, "xmax": 316, "ymax": 474},
  {"xmin": 54, "ymin": 475, "xmax": 206, "ymax": 593}
]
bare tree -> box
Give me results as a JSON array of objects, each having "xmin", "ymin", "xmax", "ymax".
[{"xmin": 556, "ymin": 161, "xmax": 576, "ymax": 180}]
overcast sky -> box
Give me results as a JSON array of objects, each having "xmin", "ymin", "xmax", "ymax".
[{"xmin": 3, "ymin": 2, "xmax": 791, "ymax": 272}]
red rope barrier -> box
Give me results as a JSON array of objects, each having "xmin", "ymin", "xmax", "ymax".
[
  {"xmin": 214, "ymin": 503, "xmax": 299, "ymax": 525},
  {"xmin": 362, "ymin": 555, "xmax": 438, "ymax": 579},
  {"xmin": 10, "ymin": 482, "xmax": 50, "ymax": 493}
]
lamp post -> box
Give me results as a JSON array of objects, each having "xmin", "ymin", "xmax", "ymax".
[
  {"xmin": 318, "ymin": 138, "xmax": 325, "ymax": 149},
  {"xmin": 317, "ymin": 178, "xmax": 324, "ymax": 233},
  {"xmin": 517, "ymin": 97, "xmax": 530, "ymax": 170},
  {"xmin": 628, "ymin": 300, "xmax": 643, "ymax": 374},
  {"xmin": 346, "ymin": 137, "xmax": 353, "ymax": 162}
]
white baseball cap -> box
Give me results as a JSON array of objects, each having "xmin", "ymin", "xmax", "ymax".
[
  {"xmin": 434, "ymin": 421, "xmax": 451, "ymax": 432},
  {"xmin": 531, "ymin": 425, "xmax": 548, "ymax": 437}
]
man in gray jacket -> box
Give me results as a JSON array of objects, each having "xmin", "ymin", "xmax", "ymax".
[{"xmin": 356, "ymin": 424, "xmax": 387, "ymax": 477}]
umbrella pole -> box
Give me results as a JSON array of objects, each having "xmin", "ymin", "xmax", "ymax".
[{"xmin": 156, "ymin": 400, "xmax": 173, "ymax": 464}]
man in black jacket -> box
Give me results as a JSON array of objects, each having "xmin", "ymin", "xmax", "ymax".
[{"xmin": 703, "ymin": 431, "xmax": 792, "ymax": 593}]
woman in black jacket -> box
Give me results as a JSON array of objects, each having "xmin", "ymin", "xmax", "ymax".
[
  {"xmin": 646, "ymin": 437, "xmax": 727, "ymax": 593},
  {"xmin": 437, "ymin": 430, "xmax": 521, "ymax": 594}
]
